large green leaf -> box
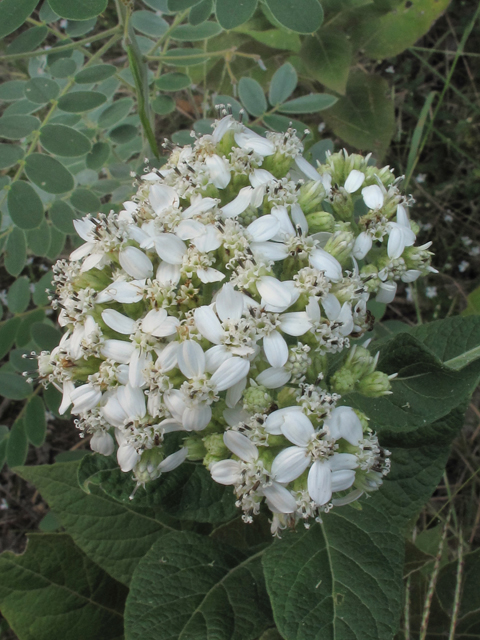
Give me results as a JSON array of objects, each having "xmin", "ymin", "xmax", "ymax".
[
  {"xmin": 124, "ymin": 531, "xmax": 272, "ymax": 640},
  {"xmin": 25, "ymin": 153, "xmax": 74, "ymax": 194},
  {"xmin": 322, "ymin": 71, "xmax": 395, "ymax": 160},
  {"xmin": 268, "ymin": 62, "xmax": 297, "ymax": 106},
  {"xmin": 301, "ymin": 31, "xmax": 353, "ymax": 95},
  {"xmin": 238, "ymin": 77, "xmax": 267, "ymax": 117},
  {"xmin": 6, "ymin": 25, "xmax": 48, "ymax": 55},
  {"xmin": 0, "ymin": 0, "xmax": 39, "ymax": 39},
  {"xmin": 78, "ymin": 452, "xmax": 238, "ymax": 523},
  {"xmin": 7, "ymin": 180, "xmax": 44, "ymax": 229},
  {"xmin": 40, "ymin": 124, "xmax": 92, "ymax": 157},
  {"xmin": 16, "ymin": 461, "xmax": 179, "ymax": 585},
  {"xmin": 47, "ymin": 0, "xmax": 108, "ymax": 20},
  {"xmin": 215, "ymin": 0, "xmax": 258, "ymax": 30},
  {"xmin": 264, "ymin": 0, "xmax": 323, "ymax": 34},
  {"xmin": 5, "ymin": 227, "xmax": 27, "ymax": 276},
  {"xmin": 0, "ymin": 534, "xmax": 127, "ymax": 640},
  {"xmin": 0, "ymin": 115, "xmax": 40, "ymax": 140},
  {"xmin": 352, "ymin": 0, "xmax": 451, "ymax": 60}
]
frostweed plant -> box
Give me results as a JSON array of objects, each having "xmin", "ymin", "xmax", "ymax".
[{"xmin": 34, "ymin": 111, "xmax": 435, "ymax": 533}]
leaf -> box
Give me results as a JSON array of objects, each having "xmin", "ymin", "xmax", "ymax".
[
  {"xmin": 156, "ymin": 72, "xmax": 191, "ymax": 91},
  {"xmin": 0, "ymin": 374, "xmax": 33, "ymax": 401},
  {"xmin": 49, "ymin": 57, "xmax": 77, "ymax": 78},
  {"xmin": 239, "ymin": 77, "xmax": 267, "ymax": 117},
  {"xmin": 131, "ymin": 10, "xmax": 169, "ymax": 37},
  {"xmin": 31, "ymin": 322, "xmax": 62, "ymax": 351},
  {"xmin": 40, "ymin": 123, "xmax": 92, "ymax": 157},
  {"xmin": 25, "ymin": 153, "xmax": 74, "ymax": 194},
  {"xmin": 0, "ymin": 318, "xmax": 21, "ymax": 360},
  {"xmin": 323, "ymin": 71, "xmax": 395, "ymax": 160},
  {"xmin": 301, "ymin": 31, "xmax": 353, "ymax": 95},
  {"xmin": 78, "ymin": 452, "xmax": 238, "ymax": 523},
  {"xmin": 6, "ymin": 25, "xmax": 48, "ymax": 55},
  {"xmin": 70, "ymin": 187, "xmax": 101, "ymax": 213},
  {"xmin": 33, "ymin": 271, "xmax": 54, "ymax": 307},
  {"xmin": 163, "ymin": 48, "xmax": 211, "ymax": 66},
  {"xmin": 168, "ymin": 0, "xmax": 202, "ymax": 9},
  {"xmin": 279, "ymin": 93, "xmax": 338, "ymax": 114},
  {"xmin": 75, "ymin": 64, "xmax": 117, "ymax": 84},
  {"xmin": 109, "ymin": 124, "xmax": 138, "ymax": 144},
  {"xmin": 24, "ymin": 77, "xmax": 60, "ymax": 104},
  {"xmin": 213, "ymin": 94, "xmax": 244, "ymax": 119},
  {"xmin": 7, "ymin": 276, "xmax": 30, "ymax": 314},
  {"xmin": 46, "ymin": 225, "xmax": 66, "ymax": 259},
  {"xmin": 124, "ymin": 531, "xmax": 272, "ymax": 640},
  {"xmin": 16, "ymin": 461, "xmax": 179, "ymax": 585},
  {"xmin": 27, "ymin": 217, "xmax": 51, "ymax": 256},
  {"xmin": 57, "ymin": 90, "xmax": 107, "ymax": 113},
  {"xmin": 189, "ymin": 0, "xmax": 213, "ymax": 25},
  {"xmin": 0, "ymin": 534, "xmax": 127, "ymax": 640},
  {"xmin": 171, "ymin": 20, "xmax": 222, "ymax": 40},
  {"xmin": 308, "ymin": 138, "xmax": 334, "ymax": 164},
  {"xmin": 245, "ymin": 28, "xmax": 301, "ymax": 52},
  {"xmin": 268, "ymin": 62, "xmax": 297, "ymax": 106},
  {"xmin": 86, "ymin": 141, "xmax": 110, "ymax": 169},
  {"xmin": 263, "ymin": 114, "xmax": 307, "ymax": 133},
  {"xmin": 49, "ymin": 199, "xmax": 79, "ymax": 233},
  {"xmin": 7, "ymin": 180, "xmax": 44, "ymax": 230},
  {"xmin": 265, "ymin": 0, "xmax": 323, "ymax": 34},
  {"xmin": 215, "ymin": 0, "xmax": 258, "ymax": 30},
  {"xmin": 65, "ymin": 17, "xmax": 97, "ymax": 37},
  {"xmin": 152, "ymin": 95, "xmax": 176, "ymax": 115},
  {"xmin": 47, "ymin": 0, "xmax": 108, "ymax": 20},
  {"xmin": 25, "ymin": 395, "xmax": 47, "ymax": 447},
  {"xmin": 0, "ymin": 115, "xmax": 40, "ymax": 140},
  {"xmin": 5, "ymin": 227, "xmax": 27, "ymax": 277},
  {"xmin": 0, "ymin": 0, "xmax": 40, "ymax": 39},
  {"xmin": 0, "ymin": 143, "xmax": 24, "ymax": 170},
  {"xmin": 436, "ymin": 549, "xmax": 480, "ymax": 634},
  {"xmin": 16, "ymin": 309, "xmax": 46, "ymax": 348},
  {"xmin": 98, "ymin": 97, "xmax": 134, "ymax": 128},
  {"xmin": 0, "ymin": 81, "xmax": 27, "ymax": 102},
  {"xmin": 353, "ymin": 0, "xmax": 451, "ymax": 60},
  {"xmin": 6, "ymin": 419, "xmax": 28, "ymax": 467}
]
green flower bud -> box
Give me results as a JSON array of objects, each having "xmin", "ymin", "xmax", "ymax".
[
  {"xmin": 133, "ymin": 447, "xmax": 165, "ymax": 484},
  {"xmin": 324, "ymin": 229, "xmax": 355, "ymax": 264},
  {"xmin": 360, "ymin": 264, "xmax": 381, "ymax": 292},
  {"xmin": 353, "ymin": 409, "xmax": 370, "ymax": 432},
  {"xmin": 298, "ymin": 180, "xmax": 327, "ymax": 214},
  {"xmin": 243, "ymin": 384, "xmax": 272, "ymax": 413},
  {"xmin": 262, "ymin": 151, "xmax": 294, "ymax": 178},
  {"xmin": 330, "ymin": 367, "xmax": 356, "ymax": 394},
  {"xmin": 276, "ymin": 386, "xmax": 297, "ymax": 408},
  {"xmin": 357, "ymin": 371, "xmax": 393, "ymax": 397},
  {"xmin": 306, "ymin": 211, "xmax": 335, "ymax": 233},
  {"xmin": 203, "ymin": 433, "xmax": 228, "ymax": 458},
  {"xmin": 365, "ymin": 164, "xmax": 395, "ymax": 188},
  {"xmin": 184, "ymin": 436, "xmax": 207, "ymax": 460},
  {"xmin": 330, "ymin": 189, "xmax": 354, "ymax": 221}
]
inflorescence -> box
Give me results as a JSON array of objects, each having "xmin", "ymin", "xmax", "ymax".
[{"xmin": 33, "ymin": 111, "xmax": 435, "ymax": 534}]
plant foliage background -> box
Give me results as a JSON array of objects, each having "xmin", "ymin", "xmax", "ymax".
[{"xmin": 0, "ymin": 0, "xmax": 480, "ymax": 639}]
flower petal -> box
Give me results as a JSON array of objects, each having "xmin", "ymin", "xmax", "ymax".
[
  {"xmin": 211, "ymin": 357, "xmax": 250, "ymax": 391},
  {"xmin": 344, "ymin": 170, "xmax": 365, "ymax": 193},
  {"xmin": 263, "ymin": 331, "xmax": 289, "ymax": 367},
  {"xmin": 281, "ymin": 412, "xmax": 315, "ymax": 446},
  {"xmin": 326, "ymin": 406, "xmax": 363, "ymax": 445},
  {"xmin": 216, "ymin": 284, "xmax": 244, "ymax": 322},
  {"xmin": 221, "ymin": 186, "xmax": 253, "ymax": 218},
  {"xmin": 102, "ymin": 309, "xmax": 136, "ymax": 335},
  {"xmin": 177, "ymin": 340, "xmax": 205, "ymax": 378},
  {"xmin": 117, "ymin": 443, "xmax": 140, "ymax": 472},
  {"xmin": 310, "ymin": 249, "xmax": 343, "ymax": 282},
  {"xmin": 90, "ymin": 431, "xmax": 115, "ymax": 456},
  {"xmin": 247, "ymin": 215, "xmax": 280, "ymax": 242},
  {"xmin": 362, "ymin": 184, "xmax": 384, "ymax": 210},
  {"xmin": 279, "ymin": 312, "xmax": 312, "ymax": 336},
  {"xmin": 149, "ymin": 183, "xmax": 179, "ymax": 213},
  {"xmin": 119, "ymin": 246, "xmax": 153, "ymax": 279},
  {"xmin": 331, "ymin": 469, "xmax": 356, "ymax": 492},
  {"xmin": 195, "ymin": 306, "xmax": 224, "ymax": 344},
  {"xmin": 262, "ymin": 482, "xmax": 297, "ymax": 514},
  {"xmin": 226, "ymin": 376, "xmax": 247, "ymax": 408},
  {"xmin": 210, "ymin": 459, "xmax": 241, "ymax": 485},
  {"xmin": 265, "ymin": 406, "xmax": 303, "ymax": 435},
  {"xmin": 155, "ymin": 233, "xmax": 187, "ymax": 264},
  {"xmin": 256, "ymin": 367, "xmax": 291, "ymax": 389},
  {"xmin": 308, "ymin": 460, "xmax": 332, "ymax": 505},
  {"xmin": 156, "ymin": 261, "xmax": 181, "ymax": 285},
  {"xmin": 183, "ymin": 404, "xmax": 212, "ymax": 431},
  {"xmin": 272, "ymin": 446, "xmax": 311, "ymax": 483},
  {"xmin": 159, "ymin": 448, "xmax": 188, "ymax": 472},
  {"xmin": 224, "ymin": 430, "xmax": 258, "ymax": 461}
]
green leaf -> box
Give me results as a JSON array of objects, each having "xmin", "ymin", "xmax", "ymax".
[
  {"xmin": 263, "ymin": 113, "xmax": 307, "ymax": 133},
  {"xmin": 0, "ymin": 0, "xmax": 40, "ymax": 39},
  {"xmin": 7, "ymin": 276, "xmax": 31, "ymax": 314},
  {"xmin": 6, "ymin": 419, "xmax": 28, "ymax": 467},
  {"xmin": 49, "ymin": 199, "xmax": 78, "ymax": 233},
  {"xmin": 436, "ymin": 549, "xmax": 480, "ymax": 634},
  {"xmin": 57, "ymin": 90, "xmax": 107, "ymax": 113},
  {"xmin": 353, "ymin": 0, "xmax": 451, "ymax": 60},
  {"xmin": 43, "ymin": 384, "xmax": 63, "ymax": 418},
  {"xmin": 5, "ymin": 227, "xmax": 27, "ymax": 277},
  {"xmin": 0, "ymin": 534, "xmax": 127, "ymax": 640},
  {"xmin": 0, "ymin": 374, "xmax": 33, "ymax": 401},
  {"xmin": 31, "ymin": 322, "xmax": 62, "ymax": 351},
  {"xmin": 213, "ymin": 94, "xmax": 244, "ymax": 119},
  {"xmin": 98, "ymin": 97, "xmax": 134, "ymax": 128},
  {"xmin": 86, "ymin": 141, "xmax": 110, "ymax": 169},
  {"xmin": 238, "ymin": 77, "xmax": 267, "ymax": 117},
  {"xmin": 24, "ymin": 77, "xmax": 60, "ymax": 104},
  {"xmin": 25, "ymin": 395, "xmax": 47, "ymax": 446},
  {"xmin": 189, "ymin": 0, "xmax": 213, "ymax": 25},
  {"xmin": 47, "ymin": 0, "xmax": 108, "ymax": 20},
  {"xmin": 0, "ymin": 115, "xmax": 40, "ymax": 140},
  {"xmin": 125, "ymin": 531, "xmax": 272, "ymax": 640},
  {"xmin": 16, "ymin": 461, "xmax": 179, "ymax": 585},
  {"xmin": 70, "ymin": 187, "xmax": 101, "ymax": 213},
  {"xmin": 40, "ymin": 0, "xmax": 60, "ymax": 21},
  {"xmin": 322, "ymin": 71, "xmax": 395, "ymax": 160},
  {"xmin": 216, "ymin": 0, "xmax": 258, "ymax": 30},
  {"xmin": 156, "ymin": 72, "xmax": 191, "ymax": 92},
  {"xmin": 38, "ymin": 510, "xmax": 62, "ymax": 532},
  {"xmin": 46, "ymin": 225, "xmax": 66, "ymax": 259},
  {"xmin": 244, "ymin": 28, "xmax": 301, "ymax": 52},
  {"xmin": 33, "ymin": 271, "xmax": 54, "ymax": 306},
  {"xmin": 163, "ymin": 48, "xmax": 211, "ymax": 66},
  {"xmin": 49, "ymin": 57, "xmax": 77, "ymax": 78},
  {"xmin": 0, "ymin": 318, "xmax": 21, "ymax": 360},
  {"xmin": 65, "ymin": 17, "xmax": 96, "ymax": 37},
  {"xmin": 40, "ymin": 123, "xmax": 92, "ymax": 157},
  {"xmin": 301, "ymin": 31, "xmax": 353, "ymax": 95},
  {"xmin": 308, "ymin": 138, "xmax": 334, "ymax": 164},
  {"xmin": 78, "ymin": 452, "xmax": 238, "ymax": 523},
  {"xmin": 152, "ymin": 95, "xmax": 176, "ymax": 115},
  {"xmin": 6, "ymin": 25, "xmax": 48, "ymax": 54},
  {"xmin": 7, "ymin": 180, "xmax": 44, "ymax": 230},
  {"xmin": 109, "ymin": 124, "xmax": 138, "ymax": 144},
  {"xmin": 279, "ymin": 93, "xmax": 338, "ymax": 114},
  {"xmin": 131, "ymin": 10, "xmax": 169, "ymax": 37},
  {"xmin": 75, "ymin": 63, "xmax": 117, "ymax": 84},
  {"xmin": 268, "ymin": 62, "xmax": 297, "ymax": 106},
  {"xmin": 168, "ymin": 0, "xmax": 202, "ymax": 9},
  {"xmin": 4, "ymin": 98, "xmax": 42, "ymax": 116},
  {"xmin": 265, "ymin": 0, "xmax": 323, "ymax": 34},
  {"xmin": 16, "ymin": 308, "xmax": 45, "ymax": 348},
  {"xmin": 25, "ymin": 153, "xmax": 74, "ymax": 194},
  {"xmin": 0, "ymin": 143, "xmax": 24, "ymax": 169},
  {"xmin": 0, "ymin": 81, "xmax": 27, "ymax": 102},
  {"xmin": 171, "ymin": 20, "xmax": 222, "ymax": 40}
]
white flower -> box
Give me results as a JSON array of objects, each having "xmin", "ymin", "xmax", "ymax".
[
  {"xmin": 309, "ymin": 248, "xmax": 343, "ymax": 282},
  {"xmin": 344, "ymin": 170, "xmax": 365, "ymax": 193},
  {"xmin": 362, "ymin": 184, "xmax": 384, "ymax": 210},
  {"xmin": 70, "ymin": 384, "xmax": 102, "ymax": 414},
  {"xmin": 90, "ymin": 431, "xmax": 115, "ymax": 456},
  {"xmin": 118, "ymin": 246, "xmax": 153, "ymax": 279},
  {"xmin": 205, "ymin": 154, "xmax": 231, "ymax": 188},
  {"xmin": 353, "ymin": 231, "xmax": 372, "ymax": 260},
  {"xmin": 387, "ymin": 204, "xmax": 416, "ymax": 259},
  {"xmin": 376, "ymin": 281, "xmax": 397, "ymax": 303}
]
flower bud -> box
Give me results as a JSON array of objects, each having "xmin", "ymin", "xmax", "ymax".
[
  {"xmin": 357, "ymin": 371, "xmax": 393, "ymax": 397},
  {"xmin": 184, "ymin": 435, "xmax": 207, "ymax": 460},
  {"xmin": 330, "ymin": 189, "xmax": 354, "ymax": 221},
  {"xmin": 330, "ymin": 368, "xmax": 356, "ymax": 394},
  {"xmin": 133, "ymin": 447, "xmax": 165, "ymax": 484},
  {"xmin": 298, "ymin": 180, "xmax": 327, "ymax": 213},
  {"xmin": 324, "ymin": 229, "xmax": 355, "ymax": 264},
  {"xmin": 203, "ymin": 433, "xmax": 229, "ymax": 467},
  {"xmin": 306, "ymin": 211, "xmax": 335, "ymax": 233},
  {"xmin": 243, "ymin": 384, "xmax": 272, "ymax": 413}
]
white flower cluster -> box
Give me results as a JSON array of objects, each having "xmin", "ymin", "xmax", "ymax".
[{"xmin": 35, "ymin": 113, "xmax": 434, "ymax": 532}]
